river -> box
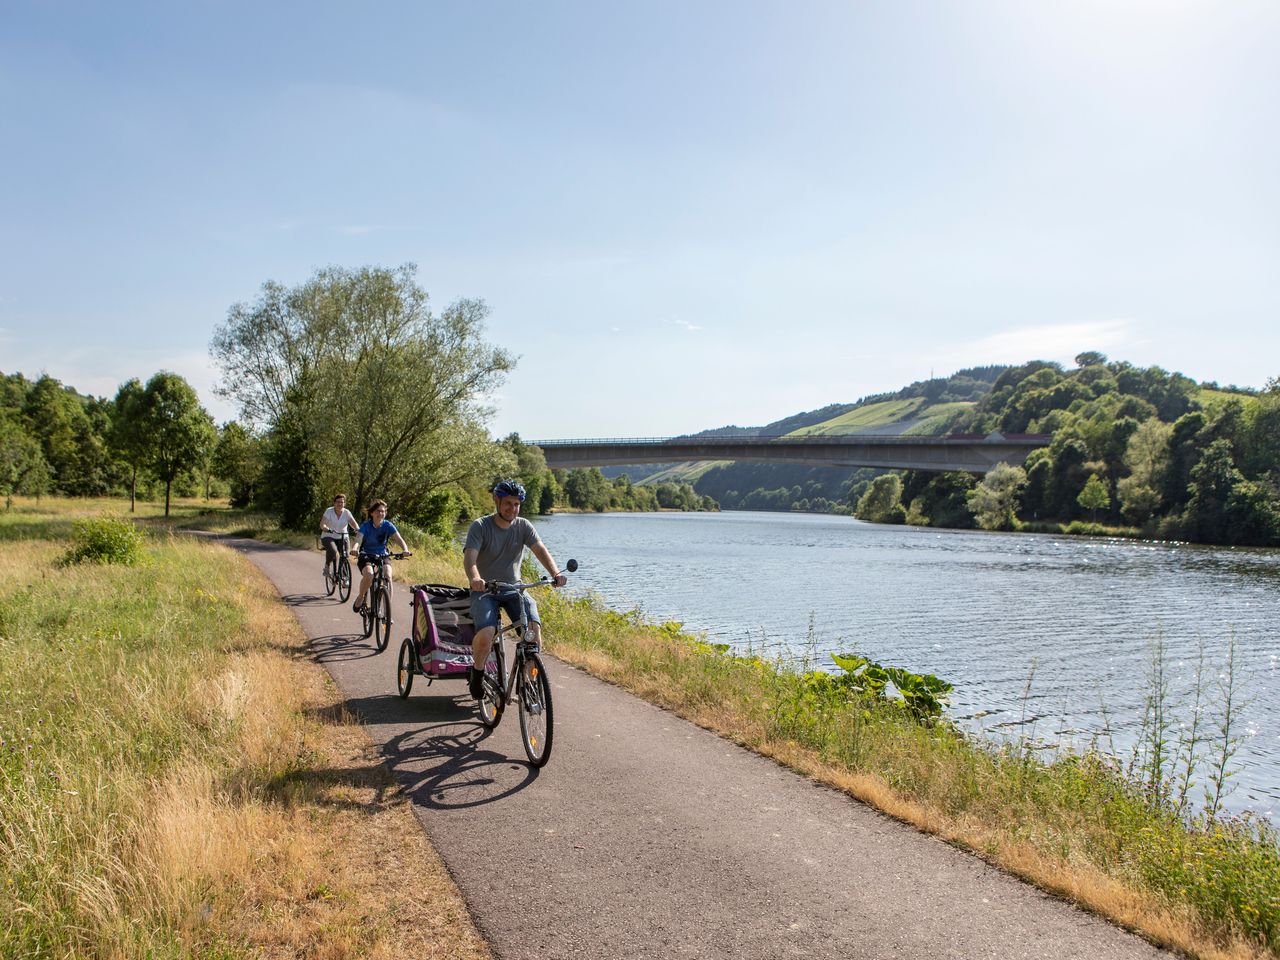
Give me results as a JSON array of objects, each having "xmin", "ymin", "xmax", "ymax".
[{"xmin": 534, "ymin": 510, "xmax": 1280, "ymax": 818}]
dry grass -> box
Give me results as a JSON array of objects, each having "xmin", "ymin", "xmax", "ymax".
[{"xmin": 0, "ymin": 509, "xmax": 491, "ymax": 960}]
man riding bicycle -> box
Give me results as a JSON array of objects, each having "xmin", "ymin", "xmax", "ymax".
[
  {"xmin": 353, "ymin": 498, "xmax": 410, "ymax": 613},
  {"xmin": 320, "ymin": 493, "xmax": 359, "ymax": 575},
  {"xmin": 463, "ymin": 479, "xmax": 567, "ymax": 700}
]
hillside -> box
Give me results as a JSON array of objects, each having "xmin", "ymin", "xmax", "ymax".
[
  {"xmin": 596, "ymin": 359, "xmax": 1275, "ymax": 547},
  {"xmin": 611, "ymin": 367, "xmax": 1005, "ymax": 507}
]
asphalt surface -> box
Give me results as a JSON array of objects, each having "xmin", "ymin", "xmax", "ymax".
[{"xmin": 231, "ymin": 538, "xmax": 1172, "ymax": 960}]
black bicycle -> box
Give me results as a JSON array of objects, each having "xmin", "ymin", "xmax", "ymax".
[
  {"xmin": 322, "ymin": 531, "xmax": 352, "ymax": 603},
  {"xmin": 477, "ymin": 558, "xmax": 576, "ymax": 767},
  {"xmin": 358, "ymin": 551, "xmax": 411, "ymax": 652}
]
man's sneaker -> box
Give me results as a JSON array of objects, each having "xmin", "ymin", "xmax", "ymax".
[{"xmin": 468, "ymin": 667, "xmax": 485, "ymax": 700}]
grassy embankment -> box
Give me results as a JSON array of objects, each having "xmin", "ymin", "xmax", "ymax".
[
  {"xmin": 0, "ymin": 498, "xmax": 489, "ymax": 960},
  {"xmin": 400, "ymin": 547, "xmax": 1279, "ymax": 959}
]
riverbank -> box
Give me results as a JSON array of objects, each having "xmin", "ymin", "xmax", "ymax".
[
  {"xmin": 191, "ymin": 513, "xmax": 1280, "ymax": 959},
  {"xmin": 525, "ymin": 585, "xmax": 1278, "ymax": 960},
  {"xmin": 6, "ymin": 499, "xmax": 1278, "ymax": 959}
]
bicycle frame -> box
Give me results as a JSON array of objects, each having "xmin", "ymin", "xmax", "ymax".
[{"xmin": 476, "ymin": 575, "xmax": 564, "ymax": 766}]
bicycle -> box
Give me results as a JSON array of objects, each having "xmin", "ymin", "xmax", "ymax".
[
  {"xmin": 321, "ymin": 531, "xmax": 352, "ymax": 603},
  {"xmin": 474, "ymin": 558, "xmax": 577, "ymax": 767},
  {"xmin": 357, "ymin": 551, "xmax": 411, "ymax": 652}
]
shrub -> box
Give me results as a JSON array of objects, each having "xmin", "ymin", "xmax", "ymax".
[{"xmin": 59, "ymin": 516, "xmax": 145, "ymax": 566}]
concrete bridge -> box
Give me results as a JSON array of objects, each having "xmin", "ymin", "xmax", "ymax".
[{"xmin": 533, "ymin": 433, "xmax": 1050, "ymax": 474}]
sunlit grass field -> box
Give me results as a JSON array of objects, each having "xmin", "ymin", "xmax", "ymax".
[{"xmin": 0, "ymin": 498, "xmax": 489, "ymax": 959}]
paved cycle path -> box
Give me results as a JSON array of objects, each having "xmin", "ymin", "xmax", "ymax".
[{"xmin": 231, "ymin": 538, "xmax": 1170, "ymax": 960}]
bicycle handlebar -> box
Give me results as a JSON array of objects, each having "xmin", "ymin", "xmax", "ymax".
[{"xmin": 485, "ymin": 577, "xmax": 556, "ymax": 594}]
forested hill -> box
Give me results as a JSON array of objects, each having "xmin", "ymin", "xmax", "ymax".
[{"xmin": 608, "ymin": 357, "xmax": 1280, "ymax": 547}]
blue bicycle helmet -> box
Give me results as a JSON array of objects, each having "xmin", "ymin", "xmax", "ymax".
[{"xmin": 492, "ymin": 479, "xmax": 527, "ymax": 502}]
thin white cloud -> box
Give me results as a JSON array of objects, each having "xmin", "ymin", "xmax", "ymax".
[
  {"xmin": 671, "ymin": 318, "xmax": 701, "ymax": 332},
  {"xmin": 957, "ymin": 319, "xmax": 1134, "ymax": 366}
]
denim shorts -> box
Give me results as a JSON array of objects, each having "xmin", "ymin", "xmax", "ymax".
[{"xmin": 470, "ymin": 590, "xmax": 540, "ymax": 632}]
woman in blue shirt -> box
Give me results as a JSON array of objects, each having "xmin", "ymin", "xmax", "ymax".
[{"xmin": 352, "ymin": 498, "xmax": 410, "ymax": 612}]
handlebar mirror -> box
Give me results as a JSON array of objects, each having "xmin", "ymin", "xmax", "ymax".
[{"xmin": 566, "ymin": 558, "xmax": 578, "ymax": 573}]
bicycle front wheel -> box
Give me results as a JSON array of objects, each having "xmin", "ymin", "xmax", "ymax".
[
  {"xmin": 517, "ymin": 651, "xmax": 554, "ymax": 766},
  {"xmin": 397, "ymin": 638, "xmax": 416, "ymax": 699},
  {"xmin": 375, "ymin": 588, "xmax": 392, "ymax": 652},
  {"xmin": 478, "ymin": 644, "xmax": 505, "ymax": 729},
  {"xmin": 337, "ymin": 557, "xmax": 351, "ymax": 602}
]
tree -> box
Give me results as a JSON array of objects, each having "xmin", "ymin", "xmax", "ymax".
[
  {"xmin": 563, "ymin": 468, "xmax": 611, "ymax": 511},
  {"xmin": 1161, "ymin": 411, "xmax": 1206, "ymax": 510},
  {"xmin": 1077, "ymin": 474, "xmax": 1110, "ymax": 523},
  {"xmin": 855, "ymin": 474, "xmax": 904, "ymax": 524},
  {"xmin": 139, "ymin": 372, "xmax": 216, "ymax": 516},
  {"xmin": 213, "ymin": 421, "xmax": 262, "ymax": 508},
  {"xmin": 967, "ymin": 463, "xmax": 1027, "ymax": 531},
  {"xmin": 211, "ymin": 264, "xmax": 514, "ymax": 526},
  {"xmin": 1242, "ymin": 376, "xmax": 1280, "ymax": 481},
  {"xmin": 109, "ymin": 378, "xmax": 149, "ymax": 511},
  {"xmin": 0, "ymin": 413, "xmax": 51, "ymax": 508},
  {"xmin": 1124, "ymin": 419, "xmax": 1172, "ymax": 488},
  {"xmin": 1047, "ymin": 437, "xmax": 1089, "ymax": 519},
  {"xmin": 1184, "ymin": 439, "xmax": 1240, "ymax": 543},
  {"xmin": 22, "ymin": 374, "xmax": 113, "ymax": 496},
  {"xmin": 256, "ymin": 401, "xmax": 319, "ymax": 530}
]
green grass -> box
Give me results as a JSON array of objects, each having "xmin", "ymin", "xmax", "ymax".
[
  {"xmin": 1198, "ymin": 388, "xmax": 1259, "ymax": 409},
  {"xmin": 788, "ymin": 397, "xmax": 927, "ymax": 435},
  {"xmin": 900, "ymin": 401, "xmax": 976, "ymax": 436}
]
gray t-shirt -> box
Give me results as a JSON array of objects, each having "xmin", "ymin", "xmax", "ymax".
[{"xmin": 464, "ymin": 515, "xmax": 541, "ymax": 586}]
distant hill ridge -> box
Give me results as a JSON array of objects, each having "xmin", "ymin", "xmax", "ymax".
[{"xmin": 682, "ymin": 365, "xmax": 1006, "ymax": 440}]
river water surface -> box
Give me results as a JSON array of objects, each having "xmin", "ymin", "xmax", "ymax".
[{"xmin": 535, "ymin": 511, "xmax": 1280, "ymax": 817}]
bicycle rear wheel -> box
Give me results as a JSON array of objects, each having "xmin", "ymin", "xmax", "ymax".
[
  {"xmin": 360, "ymin": 596, "xmax": 374, "ymax": 639},
  {"xmin": 323, "ymin": 558, "xmax": 336, "ymax": 596},
  {"xmin": 478, "ymin": 644, "xmax": 505, "ymax": 729},
  {"xmin": 517, "ymin": 651, "xmax": 554, "ymax": 766},
  {"xmin": 337, "ymin": 557, "xmax": 351, "ymax": 603},
  {"xmin": 375, "ymin": 588, "xmax": 392, "ymax": 652},
  {"xmin": 397, "ymin": 638, "xmax": 416, "ymax": 699}
]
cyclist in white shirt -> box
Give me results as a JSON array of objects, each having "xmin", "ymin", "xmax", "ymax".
[{"xmin": 320, "ymin": 493, "xmax": 360, "ymax": 578}]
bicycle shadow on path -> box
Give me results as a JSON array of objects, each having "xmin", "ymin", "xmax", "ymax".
[
  {"xmin": 309, "ymin": 632, "xmax": 381, "ymax": 664},
  {"xmin": 343, "ymin": 692, "xmax": 542, "ymax": 810}
]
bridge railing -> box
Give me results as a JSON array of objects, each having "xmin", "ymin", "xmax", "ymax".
[{"xmin": 530, "ymin": 434, "xmax": 1049, "ymax": 447}]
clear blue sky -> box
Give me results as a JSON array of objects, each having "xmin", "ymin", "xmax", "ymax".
[{"xmin": 3, "ymin": 1, "xmax": 1277, "ymax": 438}]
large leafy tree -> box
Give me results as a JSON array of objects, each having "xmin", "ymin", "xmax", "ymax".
[
  {"xmin": 211, "ymin": 264, "xmax": 514, "ymax": 527},
  {"xmin": 0, "ymin": 412, "xmax": 51, "ymax": 508},
  {"xmin": 967, "ymin": 462, "xmax": 1027, "ymax": 531},
  {"xmin": 109, "ymin": 378, "xmax": 149, "ymax": 511},
  {"xmin": 140, "ymin": 372, "xmax": 216, "ymax": 516},
  {"xmin": 21, "ymin": 374, "xmax": 114, "ymax": 495}
]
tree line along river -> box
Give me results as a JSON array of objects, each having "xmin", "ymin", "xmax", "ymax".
[{"xmin": 535, "ymin": 510, "xmax": 1280, "ymax": 818}]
